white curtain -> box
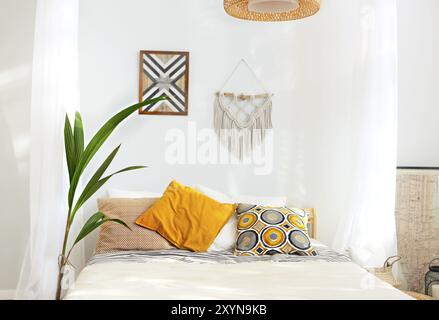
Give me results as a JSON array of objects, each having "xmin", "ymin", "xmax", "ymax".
[
  {"xmin": 332, "ymin": 0, "xmax": 398, "ymax": 267},
  {"xmin": 16, "ymin": 0, "xmax": 80, "ymax": 299}
]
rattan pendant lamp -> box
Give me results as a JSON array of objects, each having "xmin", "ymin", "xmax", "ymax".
[{"xmin": 224, "ymin": 0, "xmax": 321, "ymax": 21}]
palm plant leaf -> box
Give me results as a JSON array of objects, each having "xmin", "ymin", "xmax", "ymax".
[
  {"xmin": 70, "ymin": 145, "xmax": 121, "ymax": 218},
  {"xmin": 70, "ymin": 162, "xmax": 146, "ymax": 221},
  {"xmin": 73, "ymin": 112, "xmax": 84, "ymax": 166},
  {"xmin": 73, "ymin": 211, "xmax": 130, "ymax": 247},
  {"xmin": 64, "ymin": 115, "xmax": 76, "ymax": 182},
  {"xmin": 67, "ymin": 96, "xmax": 165, "ymax": 209}
]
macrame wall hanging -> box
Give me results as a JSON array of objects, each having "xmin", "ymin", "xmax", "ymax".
[{"xmin": 214, "ymin": 59, "xmax": 273, "ymax": 160}]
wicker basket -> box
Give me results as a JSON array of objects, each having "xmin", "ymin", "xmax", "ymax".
[{"xmin": 365, "ymin": 256, "xmax": 401, "ymax": 289}]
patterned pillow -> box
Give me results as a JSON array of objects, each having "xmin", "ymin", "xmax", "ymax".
[
  {"xmin": 234, "ymin": 204, "xmax": 317, "ymax": 256},
  {"xmin": 96, "ymin": 198, "xmax": 173, "ymax": 253}
]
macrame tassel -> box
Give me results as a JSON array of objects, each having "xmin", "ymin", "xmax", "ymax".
[{"xmin": 214, "ymin": 93, "xmax": 273, "ymax": 160}]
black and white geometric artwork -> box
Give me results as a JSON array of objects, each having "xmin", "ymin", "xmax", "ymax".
[{"xmin": 139, "ymin": 50, "xmax": 189, "ymax": 115}]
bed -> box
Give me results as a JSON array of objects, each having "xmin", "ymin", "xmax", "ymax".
[{"xmin": 64, "ymin": 210, "xmax": 412, "ymax": 300}]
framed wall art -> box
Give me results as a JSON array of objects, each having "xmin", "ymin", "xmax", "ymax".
[{"xmin": 139, "ymin": 50, "xmax": 189, "ymax": 115}]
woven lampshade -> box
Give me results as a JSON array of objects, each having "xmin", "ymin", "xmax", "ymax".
[{"xmin": 224, "ymin": 0, "xmax": 321, "ymax": 22}]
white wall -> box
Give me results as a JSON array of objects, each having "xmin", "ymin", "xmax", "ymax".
[
  {"xmin": 0, "ymin": 0, "xmax": 35, "ymax": 296},
  {"xmin": 397, "ymin": 0, "xmax": 439, "ymax": 167},
  {"xmin": 79, "ymin": 0, "xmax": 361, "ymax": 259}
]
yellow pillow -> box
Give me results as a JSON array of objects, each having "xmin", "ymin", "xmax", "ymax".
[{"xmin": 135, "ymin": 180, "xmax": 236, "ymax": 252}]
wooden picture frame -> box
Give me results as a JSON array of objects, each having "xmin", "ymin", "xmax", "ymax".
[{"xmin": 138, "ymin": 50, "xmax": 189, "ymax": 116}]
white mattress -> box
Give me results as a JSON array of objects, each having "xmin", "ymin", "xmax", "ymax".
[{"xmin": 65, "ymin": 245, "xmax": 412, "ymax": 300}]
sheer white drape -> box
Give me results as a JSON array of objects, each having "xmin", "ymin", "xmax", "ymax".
[
  {"xmin": 332, "ymin": 0, "xmax": 398, "ymax": 267},
  {"xmin": 15, "ymin": 0, "xmax": 80, "ymax": 299}
]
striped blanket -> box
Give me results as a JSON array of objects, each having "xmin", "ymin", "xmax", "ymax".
[{"xmin": 89, "ymin": 243, "xmax": 350, "ymax": 266}]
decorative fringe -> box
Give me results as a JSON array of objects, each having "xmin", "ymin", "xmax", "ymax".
[{"xmin": 214, "ymin": 93, "xmax": 273, "ymax": 160}]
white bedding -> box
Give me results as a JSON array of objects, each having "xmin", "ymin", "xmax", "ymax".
[{"xmin": 65, "ymin": 246, "xmax": 412, "ymax": 300}]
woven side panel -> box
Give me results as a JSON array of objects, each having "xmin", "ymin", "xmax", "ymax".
[{"xmin": 395, "ymin": 173, "xmax": 439, "ymax": 292}]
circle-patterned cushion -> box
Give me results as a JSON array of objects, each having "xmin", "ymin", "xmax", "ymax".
[{"xmin": 234, "ymin": 205, "xmax": 317, "ymax": 257}]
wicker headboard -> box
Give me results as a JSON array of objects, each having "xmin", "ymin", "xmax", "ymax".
[{"xmin": 305, "ymin": 208, "xmax": 317, "ymax": 239}]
